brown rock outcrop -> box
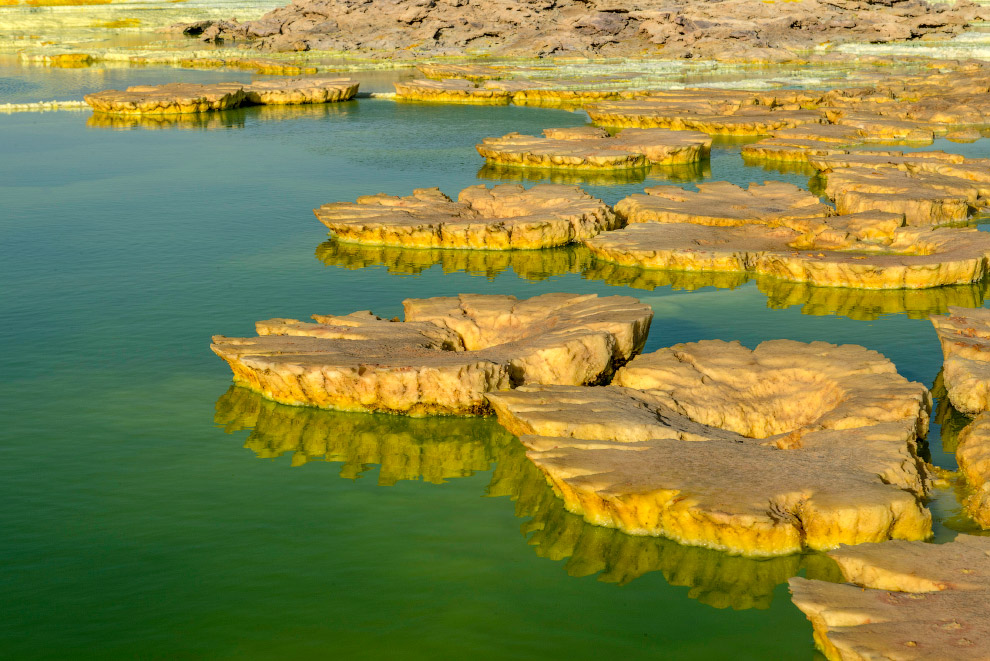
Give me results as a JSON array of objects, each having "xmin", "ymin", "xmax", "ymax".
[
  {"xmin": 486, "ymin": 339, "xmax": 933, "ymax": 556},
  {"xmin": 476, "ymin": 127, "xmax": 711, "ymax": 170},
  {"xmin": 187, "ymin": 0, "xmax": 986, "ymax": 60},
  {"xmin": 211, "ymin": 293, "xmax": 653, "ymax": 416},
  {"xmin": 931, "ymin": 306, "xmax": 990, "ymax": 414},
  {"xmin": 789, "ymin": 535, "xmax": 990, "ymax": 661},
  {"xmin": 314, "ymin": 184, "xmax": 619, "ymax": 250}
]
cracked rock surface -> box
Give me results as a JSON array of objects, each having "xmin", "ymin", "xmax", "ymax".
[
  {"xmin": 486, "ymin": 339, "xmax": 932, "ymax": 556},
  {"xmin": 789, "ymin": 535, "xmax": 990, "ymax": 661},
  {"xmin": 314, "ymin": 184, "xmax": 619, "ymax": 249},
  {"xmin": 476, "ymin": 127, "xmax": 711, "ymax": 170},
  {"xmin": 84, "ymin": 77, "xmax": 358, "ymax": 115},
  {"xmin": 211, "ymin": 293, "xmax": 653, "ymax": 416},
  {"xmin": 187, "ymin": 0, "xmax": 986, "ymax": 60},
  {"xmin": 931, "ymin": 306, "xmax": 990, "ymax": 414}
]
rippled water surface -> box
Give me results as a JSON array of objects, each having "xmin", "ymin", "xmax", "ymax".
[{"xmin": 2, "ymin": 64, "xmax": 989, "ymax": 659}]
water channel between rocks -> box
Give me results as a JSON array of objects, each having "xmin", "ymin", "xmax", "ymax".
[{"xmin": 2, "ymin": 60, "xmax": 989, "ymax": 659}]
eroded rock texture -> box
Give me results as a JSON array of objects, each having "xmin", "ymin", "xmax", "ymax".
[
  {"xmin": 956, "ymin": 413, "xmax": 990, "ymax": 528},
  {"xmin": 476, "ymin": 127, "xmax": 711, "ymax": 170},
  {"xmin": 314, "ymin": 184, "xmax": 618, "ymax": 249},
  {"xmin": 614, "ymin": 181, "xmax": 831, "ymax": 226},
  {"xmin": 211, "ymin": 293, "xmax": 653, "ymax": 416},
  {"xmin": 931, "ymin": 306, "xmax": 990, "ymax": 414},
  {"xmin": 188, "ymin": 0, "xmax": 986, "ymax": 60},
  {"xmin": 789, "ymin": 535, "xmax": 990, "ymax": 661},
  {"xmin": 585, "ymin": 210, "xmax": 990, "ymax": 289},
  {"xmin": 809, "ymin": 152, "xmax": 990, "ymax": 226},
  {"xmin": 84, "ymin": 77, "xmax": 358, "ymax": 114},
  {"xmin": 487, "ymin": 339, "xmax": 933, "ymax": 556}
]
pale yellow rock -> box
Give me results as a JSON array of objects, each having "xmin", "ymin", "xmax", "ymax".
[
  {"xmin": 931, "ymin": 306, "xmax": 990, "ymax": 414},
  {"xmin": 314, "ymin": 184, "xmax": 619, "ymax": 250},
  {"xmin": 585, "ymin": 217, "xmax": 990, "ymax": 289},
  {"xmin": 393, "ymin": 79, "xmax": 512, "ymax": 105},
  {"xmin": 84, "ymin": 82, "xmax": 247, "ymax": 115},
  {"xmin": 956, "ymin": 413, "xmax": 990, "ymax": 528},
  {"xmin": 84, "ymin": 78, "xmax": 358, "ymax": 115},
  {"xmin": 587, "ymin": 96, "xmax": 823, "ymax": 135},
  {"xmin": 416, "ymin": 63, "xmax": 508, "ymax": 82},
  {"xmin": 486, "ymin": 339, "xmax": 932, "ymax": 556},
  {"xmin": 211, "ymin": 293, "xmax": 653, "ymax": 416},
  {"xmin": 810, "ymin": 151, "xmax": 990, "ymax": 226},
  {"xmin": 614, "ymin": 181, "xmax": 832, "ymax": 226},
  {"xmin": 740, "ymin": 125, "xmax": 863, "ymax": 163},
  {"xmin": 789, "ymin": 535, "xmax": 990, "ymax": 661},
  {"xmin": 476, "ymin": 127, "xmax": 711, "ymax": 170},
  {"xmin": 242, "ymin": 77, "xmax": 359, "ymax": 106}
]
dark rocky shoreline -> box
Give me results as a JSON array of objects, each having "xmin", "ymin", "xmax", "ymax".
[{"xmin": 173, "ymin": 0, "xmax": 988, "ymax": 60}]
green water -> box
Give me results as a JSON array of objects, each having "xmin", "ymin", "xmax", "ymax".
[{"xmin": 1, "ymin": 68, "xmax": 988, "ymax": 659}]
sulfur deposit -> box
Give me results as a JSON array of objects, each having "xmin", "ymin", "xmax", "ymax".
[
  {"xmin": 84, "ymin": 77, "xmax": 358, "ymax": 115},
  {"xmin": 931, "ymin": 306, "xmax": 990, "ymax": 414},
  {"xmin": 211, "ymin": 293, "xmax": 653, "ymax": 416},
  {"xmin": 789, "ymin": 535, "xmax": 990, "ymax": 661},
  {"xmin": 955, "ymin": 413, "xmax": 990, "ymax": 528},
  {"xmin": 393, "ymin": 79, "xmax": 512, "ymax": 105},
  {"xmin": 587, "ymin": 98, "xmax": 823, "ymax": 136},
  {"xmin": 614, "ymin": 181, "xmax": 831, "ymax": 226},
  {"xmin": 486, "ymin": 339, "xmax": 932, "ymax": 556},
  {"xmin": 586, "ymin": 211, "xmax": 990, "ymax": 289},
  {"xmin": 314, "ymin": 184, "xmax": 618, "ymax": 250},
  {"xmin": 476, "ymin": 127, "xmax": 712, "ymax": 170}
]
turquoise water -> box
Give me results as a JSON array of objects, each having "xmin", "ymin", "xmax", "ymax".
[{"xmin": 1, "ymin": 67, "xmax": 988, "ymax": 659}]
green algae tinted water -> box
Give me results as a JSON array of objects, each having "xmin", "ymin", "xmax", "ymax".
[{"xmin": 1, "ymin": 65, "xmax": 988, "ymax": 659}]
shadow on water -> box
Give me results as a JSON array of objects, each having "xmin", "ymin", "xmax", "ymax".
[
  {"xmin": 85, "ymin": 101, "xmax": 356, "ymax": 131},
  {"xmin": 215, "ymin": 385, "xmax": 842, "ymax": 611}
]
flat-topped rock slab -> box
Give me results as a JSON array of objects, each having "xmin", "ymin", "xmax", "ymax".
[
  {"xmin": 393, "ymin": 79, "xmax": 512, "ymax": 105},
  {"xmin": 476, "ymin": 127, "xmax": 711, "ymax": 170},
  {"xmin": 212, "ymin": 293, "xmax": 653, "ymax": 416},
  {"xmin": 85, "ymin": 77, "xmax": 358, "ymax": 115},
  {"xmin": 956, "ymin": 413, "xmax": 990, "ymax": 528},
  {"xmin": 314, "ymin": 184, "xmax": 618, "ymax": 250},
  {"xmin": 487, "ymin": 339, "xmax": 932, "ymax": 556},
  {"xmin": 585, "ymin": 216, "xmax": 990, "ymax": 289},
  {"xmin": 615, "ymin": 181, "xmax": 831, "ymax": 226},
  {"xmin": 587, "ymin": 97, "xmax": 823, "ymax": 135},
  {"xmin": 931, "ymin": 306, "xmax": 990, "ymax": 414},
  {"xmin": 810, "ymin": 151, "xmax": 990, "ymax": 226},
  {"xmin": 790, "ymin": 535, "xmax": 990, "ymax": 660}
]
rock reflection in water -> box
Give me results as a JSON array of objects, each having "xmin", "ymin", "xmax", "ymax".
[
  {"xmin": 585, "ymin": 260, "xmax": 990, "ymax": 320},
  {"xmin": 477, "ymin": 161, "xmax": 709, "ymax": 186},
  {"xmin": 215, "ymin": 385, "xmax": 514, "ymax": 484},
  {"xmin": 216, "ymin": 386, "xmax": 840, "ymax": 609},
  {"xmin": 740, "ymin": 155, "xmax": 820, "ymax": 178},
  {"xmin": 86, "ymin": 103, "xmax": 351, "ymax": 131},
  {"xmin": 757, "ymin": 277, "xmax": 990, "ymax": 321},
  {"xmin": 315, "ymin": 240, "xmax": 588, "ymax": 280}
]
